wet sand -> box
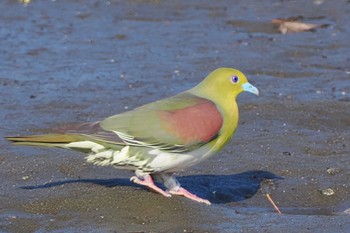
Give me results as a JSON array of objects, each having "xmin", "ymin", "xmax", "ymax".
[{"xmin": 1, "ymin": 0, "xmax": 349, "ymax": 232}]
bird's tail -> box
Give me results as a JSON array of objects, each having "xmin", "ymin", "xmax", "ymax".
[
  {"xmin": 6, "ymin": 121, "xmax": 127, "ymax": 155},
  {"xmin": 5, "ymin": 134, "xmax": 92, "ymax": 152}
]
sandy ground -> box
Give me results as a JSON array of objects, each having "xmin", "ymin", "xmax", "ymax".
[{"xmin": 1, "ymin": 0, "xmax": 349, "ymax": 232}]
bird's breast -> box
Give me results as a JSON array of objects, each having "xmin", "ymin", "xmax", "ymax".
[{"xmin": 158, "ymin": 101, "xmax": 223, "ymax": 145}]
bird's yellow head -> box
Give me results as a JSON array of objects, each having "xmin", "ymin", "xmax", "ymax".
[{"xmin": 190, "ymin": 68, "xmax": 259, "ymax": 103}]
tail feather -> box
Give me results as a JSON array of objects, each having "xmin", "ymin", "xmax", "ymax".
[
  {"xmin": 5, "ymin": 133, "xmax": 126, "ymax": 154},
  {"xmin": 5, "ymin": 134, "xmax": 87, "ymax": 147}
]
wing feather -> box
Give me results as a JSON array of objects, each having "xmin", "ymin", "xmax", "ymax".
[{"xmin": 100, "ymin": 92, "xmax": 223, "ymax": 152}]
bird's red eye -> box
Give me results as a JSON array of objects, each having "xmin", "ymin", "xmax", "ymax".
[{"xmin": 231, "ymin": 75, "xmax": 239, "ymax": 83}]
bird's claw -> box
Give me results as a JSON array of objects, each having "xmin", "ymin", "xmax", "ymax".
[
  {"xmin": 130, "ymin": 175, "xmax": 171, "ymax": 197},
  {"xmin": 130, "ymin": 176, "xmax": 210, "ymax": 205},
  {"xmin": 169, "ymin": 187, "xmax": 211, "ymax": 205}
]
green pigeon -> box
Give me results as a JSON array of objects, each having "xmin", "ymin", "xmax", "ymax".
[{"xmin": 6, "ymin": 68, "xmax": 259, "ymax": 205}]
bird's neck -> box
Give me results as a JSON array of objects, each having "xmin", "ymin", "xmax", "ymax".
[
  {"xmin": 187, "ymin": 88, "xmax": 240, "ymax": 152},
  {"xmin": 212, "ymin": 99, "xmax": 239, "ymax": 152}
]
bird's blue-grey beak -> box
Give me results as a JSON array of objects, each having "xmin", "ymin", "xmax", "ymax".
[{"xmin": 242, "ymin": 82, "xmax": 259, "ymax": 96}]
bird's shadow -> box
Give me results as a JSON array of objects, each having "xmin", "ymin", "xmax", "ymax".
[{"xmin": 20, "ymin": 170, "xmax": 282, "ymax": 204}]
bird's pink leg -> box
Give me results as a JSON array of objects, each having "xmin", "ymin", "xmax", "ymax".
[
  {"xmin": 130, "ymin": 175, "xmax": 171, "ymax": 197},
  {"xmin": 169, "ymin": 187, "xmax": 211, "ymax": 205}
]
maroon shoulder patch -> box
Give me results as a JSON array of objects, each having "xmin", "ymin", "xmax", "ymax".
[{"xmin": 159, "ymin": 100, "xmax": 223, "ymax": 144}]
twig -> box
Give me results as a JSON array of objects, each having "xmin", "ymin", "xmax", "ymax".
[{"xmin": 264, "ymin": 193, "xmax": 282, "ymax": 214}]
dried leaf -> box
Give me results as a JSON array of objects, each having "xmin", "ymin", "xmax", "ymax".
[
  {"xmin": 19, "ymin": 0, "xmax": 31, "ymax": 5},
  {"xmin": 272, "ymin": 18, "xmax": 321, "ymax": 34}
]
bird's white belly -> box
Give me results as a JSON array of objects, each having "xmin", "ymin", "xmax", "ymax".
[
  {"xmin": 82, "ymin": 140, "xmax": 215, "ymax": 173},
  {"xmin": 148, "ymin": 145, "xmax": 214, "ymax": 172}
]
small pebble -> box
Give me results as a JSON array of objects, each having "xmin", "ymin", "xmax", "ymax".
[
  {"xmin": 115, "ymin": 34, "xmax": 126, "ymax": 40},
  {"xmin": 313, "ymin": 0, "xmax": 324, "ymax": 5},
  {"xmin": 260, "ymin": 179, "xmax": 277, "ymax": 195},
  {"xmin": 326, "ymin": 167, "xmax": 341, "ymax": 175},
  {"xmin": 320, "ymin": 188, "xmax": 335, "ymax": 196},
  {"xmin": 344, "ymin": 208, "xmax": 350, "ymax": 215}
]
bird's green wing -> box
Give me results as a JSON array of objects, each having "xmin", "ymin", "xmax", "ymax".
[{"xmin": 99, "ymin": 92, "xmax": 223, "ymax": 152}]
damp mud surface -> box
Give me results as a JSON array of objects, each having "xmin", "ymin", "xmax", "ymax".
[{"xmin": 1, "ymin": 0, "xmax": 350, "ymax": 232}]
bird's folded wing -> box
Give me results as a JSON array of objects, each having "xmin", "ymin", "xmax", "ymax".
[{"xmin": 99, "ymin": 92, "xmax": 224, "ymax": 152}]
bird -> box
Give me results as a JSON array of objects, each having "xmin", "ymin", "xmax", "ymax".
[{"xmin": 5, "ymin": 67, "xmax": 259, "ymax": 205}]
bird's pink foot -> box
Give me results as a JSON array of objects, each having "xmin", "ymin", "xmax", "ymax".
[
  {"xmin": 169, "ymin": 187, "xmax": 211, "ymax": 205},
  {"xmin": 130, "ymin": 175, "xmax": 171, "ymax": 197}
]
